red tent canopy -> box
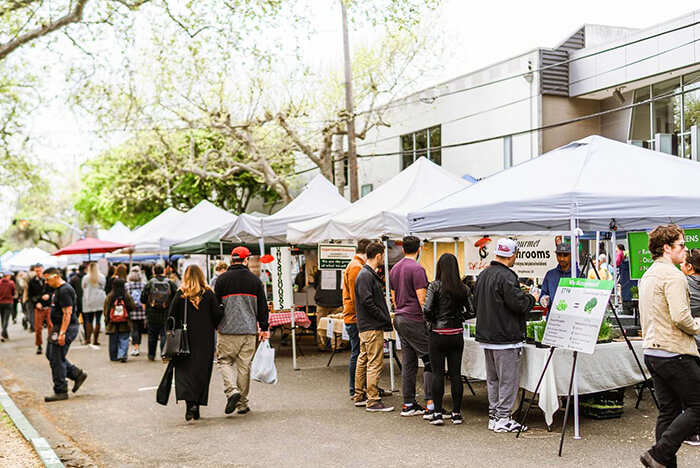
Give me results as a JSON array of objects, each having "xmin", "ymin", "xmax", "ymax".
[{"xmin": 52, "ymin": 237, "xmax": 132, "ymax": 256}]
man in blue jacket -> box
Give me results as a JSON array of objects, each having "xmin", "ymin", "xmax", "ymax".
[{"xmin": 540, "ymin": 242, "xmax": 577, "ymax": 316}]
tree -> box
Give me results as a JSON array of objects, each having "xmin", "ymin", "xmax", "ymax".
[{"xmin": 74, "ymin": 129, "xmax": 284, "ymax": 228}]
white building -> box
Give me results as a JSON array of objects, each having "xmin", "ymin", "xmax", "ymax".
[{"xmin": 339, "ymin": 10, "xmax": 700, "ymax": 196}]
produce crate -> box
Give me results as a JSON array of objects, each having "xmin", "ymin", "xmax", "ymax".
[{"xmin": 579, "ymin": 389, "xmax": 625, "ymax": 419}]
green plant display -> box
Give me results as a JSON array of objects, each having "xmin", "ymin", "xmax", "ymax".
[
  {"xmin": 556, "ymin": 300, "xmax": 568, "ymax": 311},
  {"xmin": 526, "ymin": 321, "xmax": 536, "ymax": 339},
  {"xmin": 597, "ymin": 319, "xmax": 612, "ymax": 342},
  {"xmin": 584, "ymin": 297, "xmax": 598, "ymax": 314},
  {"xmin": 630, "ymin": 286, "xmax": 639, "ymax": 299}
]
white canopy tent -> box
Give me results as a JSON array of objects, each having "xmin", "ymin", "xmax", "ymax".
[
  {"xmin": 286, "ymin": 157, "xmax": 470, "ymax": 244},
  {"xmin": 221, "ymin": 174, "xmax": 350, "ymax": 246},
  {"xmin": 98, "ymin": 221, "xmax": 131, "ymax": 242},
  {"xmin": 408, "ymin": 135, "xmax": 700, "ymax": 235},
  {"xmin": 3, "ymin": 247, "xmax": 61, "ymax": 271},
  {"xmin": 158, "ymin": 200, "xmax": 237, "ymax": 251},
  {"xmin": 407, "ymin": 135, "xmax": 700, "ymax": 442},
  {"xmin": 126, "ymin": 207, "xmax": 185, "ymax": 253}
]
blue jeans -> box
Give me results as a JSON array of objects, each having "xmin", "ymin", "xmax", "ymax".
[
  {"xmin": 46, "ymin": 324, "xmax": 81, "ymax": 394},
  {"xmin": 109, "ymin": 332, "xmax": 130, "ymax": 361},
  {"xmin": 147, "ymin": 322, "xmax": 166, "ymax": 359},
  {"xmin": 345, "ymin": 323, "xmax": 360, "ymax": 396}
]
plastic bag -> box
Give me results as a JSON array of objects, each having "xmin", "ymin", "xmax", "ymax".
[{"xmin": 250, "ymin": 339, "xmax": 277, "ymax": 385}]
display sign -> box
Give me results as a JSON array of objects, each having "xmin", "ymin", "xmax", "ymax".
[
  {"xmin": 270, "ymin": 246, "xmax": 293, "ymax": 310},
  {"xmin": 628, "ymin": 229, "xmax": 700, "ymax": 279},
  {"xmin": 318, "ymin": 244, "xmax": 356, "ymax": 270},
  {"xmin": 542, "ymin": 278, "xmax": 613, "ymax": 354},
  {"xmin": 465, "ymin": 235, "xmax": 558, "ymax": 279}
]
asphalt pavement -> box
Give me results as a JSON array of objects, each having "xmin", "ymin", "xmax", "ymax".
[{"xmin": 1, "ymin": 318, "xmax": 700, "ymax": 468}]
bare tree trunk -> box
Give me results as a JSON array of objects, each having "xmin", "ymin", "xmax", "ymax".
[
  {"xmin": 333, "ymin": 134, "xmax": 346, "ymax": 195},
  {"xmin": 340, "ymin": 0, "xmax": 358, "ymax": 202}
]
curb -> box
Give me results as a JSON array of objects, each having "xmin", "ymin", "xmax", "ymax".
[{"xmin": 0, "ymin": 383, "xmax": 64, "ymax": 468}]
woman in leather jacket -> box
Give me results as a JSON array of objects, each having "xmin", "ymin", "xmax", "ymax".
[{"xmin": 422, "ymin": 253, "xmax": 474, "ymax": 425}]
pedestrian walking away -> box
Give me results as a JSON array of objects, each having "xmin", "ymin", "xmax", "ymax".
[
  {"xmin": 474, "ymin": 238, "xmax": 537, "ymax": 433},
  {"xmin": 167, "ymin": 265, "xmax": 224, "ymax": 421},
  {"xmin": 43, "ymin": 268, "xmax": 87, "ymax": 402},
  {"xmin": 423, "ymin": 253, "xmax": 474, "ymax": 426},
  {"xmin": 141, "ymin": 263, "xmax": 178, "ymax": 362},
  {"xmin": 26, "ymin": 264, "xmax": 46, "ymax": 334},
  {"xmin": 389, "ymin": 236, "xmax": 433, "ymax": 417},
  {"xmin": 126, "ymin": 266, "xmax": 147, "ymax": 357},
  {"xmin": 33, "ymin": 267, "xmax": 54, "ymax": 355},
  {"xmin": 103, "ymin": 278, "xmax": 136, "ymax": 362},
  {"xmin": 82, "ymin": 262, "xmax": 106, "ymax": 347},
  {"xmin": 214, "ymin": 246, "xmax": 269, "ymax": 416},
  {"xmin": 0, "ymin": 271, "xmax": 16, "ymax": 341},
  {"xmin": 639, "ymin": 225, "xmax": 700, "ymax": 468},
  {"xmin": 342, "ymin": 239, "xmax": 371, "ymax": 398},
  {"xmin": 353, "ymin": 241, "xmax": 394, "ymax": 413}
]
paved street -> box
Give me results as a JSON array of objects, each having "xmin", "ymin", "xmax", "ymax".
[{"xmin": 1, "ymin": 320, "xmax": 700, "ymax": 468}]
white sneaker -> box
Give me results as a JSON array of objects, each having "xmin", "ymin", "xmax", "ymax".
[
  {"xmin": 494, "ymin": 417, "xmax": 527, "ymax": 433},
  {"xmin": 130, "ymin": 349, "xmax": 140, "ymax": 356},
  {"xmin": 488, "ymin": 417, "xmax": 497, "ymax": 430}
]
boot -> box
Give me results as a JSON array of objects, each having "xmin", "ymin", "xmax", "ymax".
[
  {"xmin": 93, "ymin": 323, "xmax": 101, "ymax": 346},
  {"xmin": 44, "ymin": 392, "xmax": 68, "ymax": 402},
  {"xmin": 85, "ymin": 323, "xmax": 93, "ymax": 346}
]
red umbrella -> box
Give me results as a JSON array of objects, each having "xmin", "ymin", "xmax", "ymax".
[{"xmin": 53, "ymin": 237, "xmax": 132, "ymax": 261}]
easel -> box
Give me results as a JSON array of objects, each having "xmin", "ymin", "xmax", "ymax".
[{"xmin": 517, "ymin": 253, "xmax": 657, "ymax": 457}]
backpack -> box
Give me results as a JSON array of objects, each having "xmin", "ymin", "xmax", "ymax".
[
  {"xmin": 149, "ymin": 278, "xmax": 172, "ymax": 309},
  {"xmin": 110, "ymin": 297, "xmax": 129, "ymax": 323}
]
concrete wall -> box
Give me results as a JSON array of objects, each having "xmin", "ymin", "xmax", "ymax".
[{"xmin": 541, "ymin": 96, "xmax": 601, "ymax": 152}]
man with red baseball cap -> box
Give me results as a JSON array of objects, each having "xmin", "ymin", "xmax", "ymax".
[{"xmin": 214, "ymin": 246, "xmax": 269, "ymax": 416}]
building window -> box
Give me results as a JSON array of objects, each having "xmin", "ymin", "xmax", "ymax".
[
  {"xmin": 400, "ymin": 125, "xmax": 441, "ymax": 169},
  {"xmin": 361, "ymin": 184, "xmax": 373, "ymax": 197},
  {"xmin": 629, "ymin": 72, "xmax": 700, "ymax": 158}
]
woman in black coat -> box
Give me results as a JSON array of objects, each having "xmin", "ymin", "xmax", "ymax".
[{"xmin": 167, "ymin": 264, "xmax": 223, "ymax": 421}]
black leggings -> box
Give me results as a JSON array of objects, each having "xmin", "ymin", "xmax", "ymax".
[{"xmin": 429, "ymin": 332, "xmax": 464, "ymax": 414}]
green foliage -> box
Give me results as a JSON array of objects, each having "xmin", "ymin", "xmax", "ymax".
[
  {"xmin": 74, "ymin": 129, "xmax": 284, "ymax": 229},
  {"xmin": 597, "ymin": 319, "xmax": 612, "ymax": 342}
]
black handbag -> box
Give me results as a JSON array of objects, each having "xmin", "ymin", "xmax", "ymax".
[{"xmin": 163, "ymin": 299, "xmax": 190, "ymax": 359}]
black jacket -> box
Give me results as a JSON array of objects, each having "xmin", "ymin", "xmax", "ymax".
[
  {"xmin": 214, "ymin": 264, "xmax": 269, "ymax": 333},
  {"xmin": 354, "ymin": 264, "xmax": 392, "ymax": 332},
  {"xmin": 423, "ymin": 280, "xmax": 473, "ymax": 330},
  {"xmin": 474, "ymin": 261, "xmax": 535, "ymax": 344},
  {"xmin": 140, "ymin": 275, "xmax": 178, "ymax": 325}
]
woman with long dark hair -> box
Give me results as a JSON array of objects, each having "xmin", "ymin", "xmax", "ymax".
[
  {"xmin": 103, "ymin": 278, "xmax": 135, "ymax": 362},
  {"xmin": 423, "ymin": 253, "xmax": 473, "ymax": 426},
  {"xmin": 167, "ymin": 265, "xmax": 223, "ymax": 421}
]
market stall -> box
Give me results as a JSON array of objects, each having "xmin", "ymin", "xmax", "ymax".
[
  {"xmin": 124, "ymin": 207, "xmax": 185, "ymax": 253},
  {"xmin": 3, "ymin": 247, "xmax": 62, "ymax": 271},
  {"xmin": 97, "ymin": 221, "xmax": 131, "ymax": 243},
  {"xmin": 407, "ymin": 135, "xmax": 700, "ymax": 443},
  {"xmin": 287, "ymin": 157, "xmax": 471, "ymax": 389}
]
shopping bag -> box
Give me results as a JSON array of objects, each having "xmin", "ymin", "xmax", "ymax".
[{"xmin": 250, "ymin": 340, "xmax": 277, "ymax": 385}]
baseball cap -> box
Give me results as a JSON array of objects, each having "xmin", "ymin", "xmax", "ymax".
[
  {"xmin": 231, "ymin": 246, "xmax": 251, "ymax": 260},
  {"xmin": 494, "ymin": 238, "xmax": 518, "ymax": 257},
  {"xmin": 555, "ymin": 243, "xmax": 571, "ymax": 254}
]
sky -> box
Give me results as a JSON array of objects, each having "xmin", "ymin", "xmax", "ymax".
[{"xmin": 3, "ymin": 0, "xmax": 699, "ymax": 228}]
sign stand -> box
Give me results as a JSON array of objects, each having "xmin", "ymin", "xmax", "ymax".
[{"xmin": 558, "ymin": 351, "xmax": 579, "ymax": 457}]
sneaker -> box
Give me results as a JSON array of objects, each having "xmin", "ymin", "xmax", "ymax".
[
  {"xmin": 429, "ymin": 413, "xmax": 444, "ymax": 425},
  {"xmin": 44, "ymin": 392, "xmax": 68, "ymax": 402},
  {"xmin": 452, "ymin": 413, "xmax": 463, "ymax": 425},
  {"xmin": 36, "ymin": 345, "xmax": 42, "ymax": 355},
  {"xmin": 400, "ymin": 402, "xmax": 426, "ymax": 417},
  {"xmin": 225, "ymin": 392, "xmax": 242, "ymax": 414},
  {"xmin": 488, "ymin": 416, "xmax": 497, "ymax": 431},
  {"xmin": 640, "ymin": 451, "xmax": 665, "ymax": 468},
  {"xmin": 366, "ymin": 401, "xmax": 394, "ymax": 412},
  {"xmin": 353, "ymin": 396, "xmax": 368, "ymax": 407},
  {"xmin": 684, "ymin": 434, "xmax": 700, "ymax": 446},
  {"xmin": 494, "ymin": 417, "xmax": 527, "ymax": 433},
  {"xmin": 72, "ymin": 371, "xmax": 87, "ymax": 393},
  {"xmin": 423, "ymin": 408, "xmax": 451, "ymax": 420},
  {"xmin": 148, "ymin": 356, "xmax": 155, "ymax": 361},
  {"xmin": 237, "ymin": 406, "xmax": 250, "ymax": 415},
  {"xmin": 130, "ymin": 349, "xmax": 140, "ymax": 356}
]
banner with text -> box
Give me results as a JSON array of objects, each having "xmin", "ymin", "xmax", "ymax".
[
  {"xmin": 465, "ymin": 236, "xmax": 558, "ymax": 279},
  {"xmin": 270, "ymin": 246, "xmax": 293, "ymax": 310},
  {"xmin": 542, "ymin": 278, "xmax": 613, "ymax": 354},
  {"xmin": 318, "ymin": 244, "xmax": 356, "ymax": 270},
  {"xmin": 628, "ymin": 229, "xmax": 700, "ymax": 279}
]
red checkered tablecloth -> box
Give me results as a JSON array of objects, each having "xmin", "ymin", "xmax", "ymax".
[{"xmin": 268, "ymin": 310, "xmax": 311, "ymax": 328}]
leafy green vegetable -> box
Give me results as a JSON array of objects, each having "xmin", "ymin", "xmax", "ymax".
[
  {"xmin": 597, "ymin": 319, "xmax": 612, "ymax": 342},
  {"xmin": 584, "ymin": 297, "xmax": 598, "ymax": 314},
  {"xmin": 556, "ymin": 300, "xmax": 568, "ymax": 311}
]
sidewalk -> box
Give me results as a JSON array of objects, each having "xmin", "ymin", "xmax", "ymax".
[{"xmin": 0, "ymin": 404, "xmax": 41, "ymax": 468}]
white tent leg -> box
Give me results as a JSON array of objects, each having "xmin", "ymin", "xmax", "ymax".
[
  {"xmin": 454, "ymin": 238, "xmax": 458, "ymax": 256},
  {"xmin": 383, "ymin": 239, "xmax": 395, "ymax": 392},
  {"xmin": 571, "ymin": 216, "xmax": 581, "ymax": 440},
  {"xmin": 595, "ymin": 231, "xmax": 600, "ymax": 271}
]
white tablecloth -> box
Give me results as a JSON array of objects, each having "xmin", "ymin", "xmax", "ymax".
[{"xmin": 461, "ymin": 338, "xmax": 647, "ymax": 425}]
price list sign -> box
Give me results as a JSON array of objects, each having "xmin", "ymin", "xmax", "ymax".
[{"xmin": 542, "ymin": 278, "xmax": 613, "ymax": 354}]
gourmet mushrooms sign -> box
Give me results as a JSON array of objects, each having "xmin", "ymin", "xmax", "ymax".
[{"xmin": 465, "ymin": 236, "xmax": 558, "ymax": 279}]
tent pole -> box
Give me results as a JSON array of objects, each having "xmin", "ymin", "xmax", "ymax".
[
  {"xmin": 611, "ymin": 229, "xmax": 618, "ymax": 307},
  {"xmin": 595, "ymin": 231, "xmax": 600, "ymax": 271},
  {"xmin": 219, "ymin": 242, "xmax": 223, "ymax": 258},
  {"xmin": 453, "ymin": 237, "xmax": 458, "ymax": 257},
  {"xmin": 432, "ymin": 241, "xmax": 437, "ymax": 281},
  {"xmin": 289, "ymin": 247, "xmax": 298, "ymax": 370},
  {"xmin": 383, "ymin": 239, "xmax": 395, "ymax": 392},
  {"xmin": 571, "ymin": 216, "xmax": 581, "ymax": 440}
]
